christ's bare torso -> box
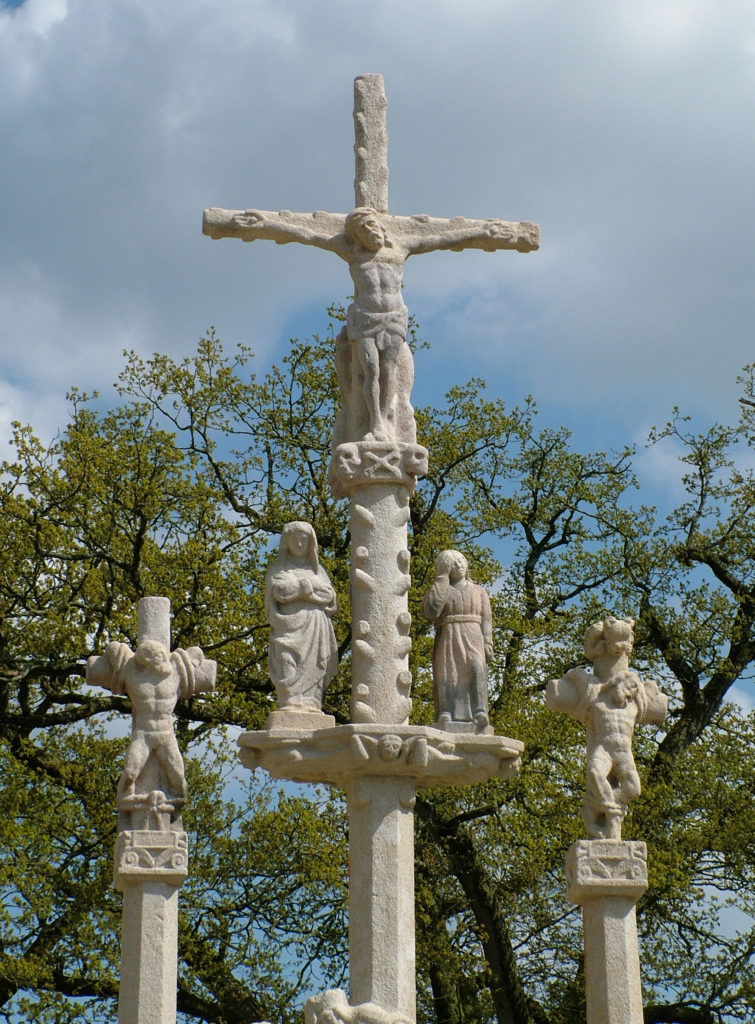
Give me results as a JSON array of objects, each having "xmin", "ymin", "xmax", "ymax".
[{"xmin": 348, "ymin": 248, "xmax": 406, "ymax": 315}]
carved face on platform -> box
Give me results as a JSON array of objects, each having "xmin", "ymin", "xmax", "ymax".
[
  {"xmin": 345, "ymin": 207, "xmax": 386, "ymax": 251},
  {"xmin": 378, "ymin": 734, "xmax": 403, "ymax": 761}
]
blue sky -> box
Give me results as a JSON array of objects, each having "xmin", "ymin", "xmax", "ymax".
[{"xmin": 1, "ymin": 0, "xmax": 753, "ymax": 463}]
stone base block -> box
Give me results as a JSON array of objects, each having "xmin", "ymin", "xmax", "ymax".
[
  {"xmin": 114, "ymin": 829, "xmax": 188, "ymax": 891},
  {"xmin": 264, "ymin": 708, "xmax": 336, "ymax": 732},
  {"xmin": 433, "ymin": 718, "xmax": 493, "ymax": 736},
  {"xmin": 566, "ymin": 839, "xmax": 647, "ymax": 904}
]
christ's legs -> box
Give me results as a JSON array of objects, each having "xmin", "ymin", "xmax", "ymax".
[
  {"xmin": 356, "ymin": 335, "xmax": 384, "ymax": 438},
  {"xmin": 376, "ymin": 330, "xmax": 402, "ymax": 431}
]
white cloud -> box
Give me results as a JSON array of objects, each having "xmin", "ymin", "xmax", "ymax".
[
  {"xmin": 1, "ymin": 0, "xmax": 754, "ymax": 453},
  {"xmin": 726, "ymin": 685, "xmax": 755, "ymax": 715}
]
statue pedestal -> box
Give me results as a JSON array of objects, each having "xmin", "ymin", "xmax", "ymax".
[
  {"xmin": 114, "ymin": 829, "xmax": 188, "ymax": 1024},
  {"xmin": 566, "ymin": 840, "xmax": 648, "ymax": 1024}
]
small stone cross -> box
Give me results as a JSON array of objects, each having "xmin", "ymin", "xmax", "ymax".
[{"xmin": 87, "ymin": 596, "xmax": 216, "ymax": 831}]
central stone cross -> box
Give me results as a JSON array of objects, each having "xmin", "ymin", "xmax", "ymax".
[
  {"xmin": 205, "ymin": 75, "xmax": 536, "ymax": 1024},
  {"xmin": 204, "ymin": 74, "xmax": 538, "ymax": 447}
]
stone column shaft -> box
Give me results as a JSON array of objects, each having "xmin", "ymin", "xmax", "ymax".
[
  {"xmin": 347, "ymin": 776, "xmax": 416, "ymax": 1020},
  {"xmin": 350, "ymin": 481, "xmax": 412, "ymax": 725},
  {"xmin": 581, "ymin": 897, "xmax": 644, "ymax": 1024},
  {"xmin": 118, "ymin": 882, "xmax": 180, "ymax": 1024}
]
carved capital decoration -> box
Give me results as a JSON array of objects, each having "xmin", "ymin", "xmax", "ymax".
[
  {"xmin": 329, "ymin": 441, "xmax": 428, "ymax": 499},
  {"xmin": 565, "ymin": 839, "xmax": 648, "ymax": 904},
  {"xmin": 114, "ymin": 828, "xmax": 189, "ymax": 891}
]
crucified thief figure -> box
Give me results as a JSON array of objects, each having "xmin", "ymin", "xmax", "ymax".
[
  {"xmin": 87, "ymin": 638, "xmax": 216, "ymax": 818},
  {"xmin": 546, "ymin": 616, "xmax": 667, "ymax": 839}
]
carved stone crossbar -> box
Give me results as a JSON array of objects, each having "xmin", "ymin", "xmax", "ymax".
[
  {"xmin": 238, "ymin": 723, "xmax": 522, "ymax": 789},
  {"xmin": 565, "ymin": 839, "xmax": 648, "ymax": 904}
]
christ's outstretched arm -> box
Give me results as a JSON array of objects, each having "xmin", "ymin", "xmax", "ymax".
[
  {"xmin": 203, "ymin": 208, "xmax": 347, "ymax": 253},
  {"xmin": 388, "ymin": 213, "xmax": 539, "ymax": 256}
]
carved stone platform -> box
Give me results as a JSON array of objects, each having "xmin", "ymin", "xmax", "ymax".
[{"xmin": 238, "ymin": 723, "xmax": 523, "ymax": 788}]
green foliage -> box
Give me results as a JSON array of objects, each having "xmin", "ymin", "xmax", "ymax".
[{"xmin": 0, "ymin": 322, "xmax": 753, "ymax": 1023}]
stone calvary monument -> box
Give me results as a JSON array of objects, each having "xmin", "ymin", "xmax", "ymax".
[
  {"xmin": 86, "ymin": 73, "xmax": 670, "ymax": 1024},
  {"xmin": 204, "ymin": 74, "xmax": 534, "ymax": 1024}
]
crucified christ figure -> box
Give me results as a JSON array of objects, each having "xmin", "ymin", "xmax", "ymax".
[
  {"xmin": 204, "ymin": 204, "xmax": 537, "ymax": 442},
  {"xmin": 204, "ymin": 75, "xmax": 537, "ymax": 446}
]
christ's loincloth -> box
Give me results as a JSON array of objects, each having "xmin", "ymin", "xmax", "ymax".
[{"xmin": 347, "ymin": 303, "xmax": 409, "ymax": 350}]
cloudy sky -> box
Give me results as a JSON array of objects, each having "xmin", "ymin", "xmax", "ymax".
[{"xmin": 1, "ymin": 0, "xmax": 754, "ymax": 463}]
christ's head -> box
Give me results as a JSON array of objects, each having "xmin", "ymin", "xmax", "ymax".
[{"xmin": 345, "ymin": 207, "xmax": 386, "ymax": 251}]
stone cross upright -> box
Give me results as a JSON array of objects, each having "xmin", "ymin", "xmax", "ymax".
[
  {"xmin": 207, "ymin": 76, "xmax": 535, "ymax": 1024},
  {"xmin": 547, "ymin": 617, "xmax": 667, "ymax": 1024},
  {"xmin": 87, "ymin": 596, "xmax": 216, "ymax": 1024}
]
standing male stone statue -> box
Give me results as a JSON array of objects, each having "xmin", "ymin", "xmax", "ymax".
[{"xmin": 421, "ymin": 550, "xmax": 493, "ymax": 733}]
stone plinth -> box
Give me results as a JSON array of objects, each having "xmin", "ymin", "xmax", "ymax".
[{"xmin": 566, "ymin": 840, "xmax": 648, "ymax": 1024}]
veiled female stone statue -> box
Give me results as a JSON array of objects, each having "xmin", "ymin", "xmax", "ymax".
[
  {"xmin": 421, "ymin": 550, "xmax": 493, "ymax": 734},
  {"xmin": 265, "ymin": 522, "xmax": 338, "ymax": 724}
]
